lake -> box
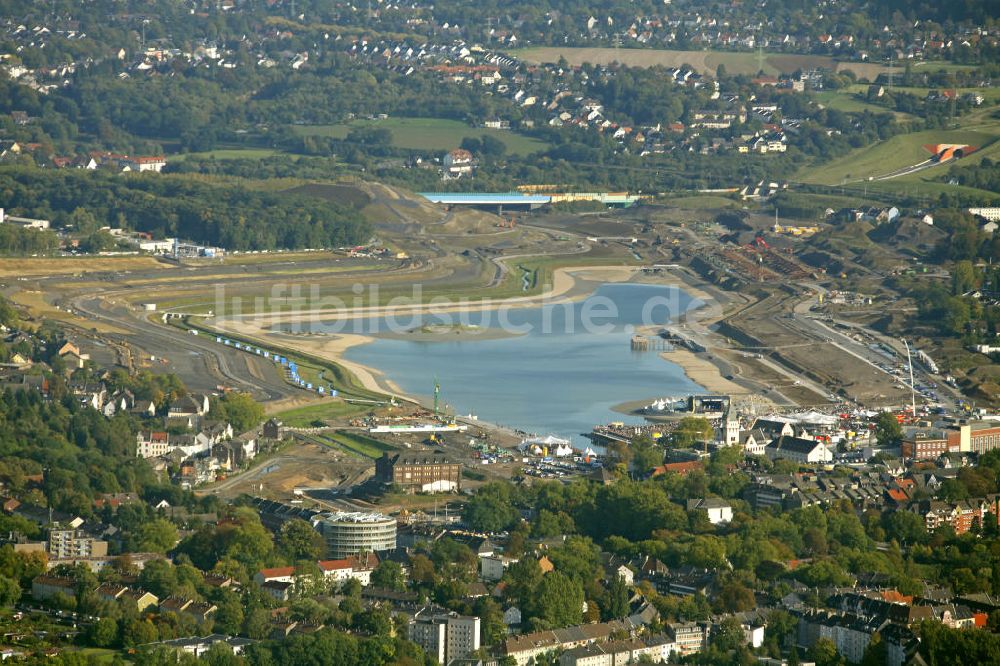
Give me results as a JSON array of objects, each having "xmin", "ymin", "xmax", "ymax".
[{"xmin": 338, "ymin": 283, "xmax": 704, "ymax": 443}]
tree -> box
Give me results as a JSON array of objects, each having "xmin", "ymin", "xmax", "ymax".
[
  {"xmin": 209, "ymin": 392, "xmax": 264, "ymax": 432},
  {"xmin": 671, "ymin": 417, "xmax": 714, "ymax": 448},
  {"xmin": 121, "ymin": 618, "xmax": 159, "ymax": 647},
  {"xmin": 278, "ymin": 519, "xmax": 325, "ymax": 562},
  {"xmin": 212, "ymin": 591, "xmax": 245, "ymax": 635},
  {"xmin": 529, "ymin": 572, "xmax": 583, "ymax": 629},
  {"xmin": 810, "ymin": 637, "xmax": 841, "ymax": 666},
  {"xmin": 687, "ymin": 536, "xmax": 727, "ymax": 569},
  {"xmin": 604, "ymin": 574, "xmax": 630, "ymax": 620},
  {"xmin": 504, "ymin": 557, "xmax": 542, "ymax": 608},
  {"xmin": 80, "ymin": 230, "xmax": 116, "ymax": 254},
  {"xmin": 0, "ymin": 574, "xmax": 20, "ymax": 607},
  {"xmin": 479, "ymin": 135, "xmax": 507, "ymax": 158},
  {"xmin": 631, "ymin": 437, "xmax": 663, "ymax": 473},
  {"xmin": 88, "ymin": 617, "xmax": 119, "ymax": 648},
  {"xmin": 463, "ymin": 486, "xmax": 516, "ymax": 532},
  {"xmin": 409, "ymin": 554, "xmax": 437, "ymax": 586},
  {"xmin": 243, "ymin": 607, "xmax": 271, "ymax": 640},
  {"xmin": 874, "ymin": 412, "xmax": 903, "ymax": 448},
  {"xmin": 952, "ymin": 259, "xmax": 979, "ymax": 295},
  {"xmin": 861, "ymin": 631, "xmax": 887, "ymax": 666},
  {"xmin": 370, "ymin": 561, "xmax": 405, "ymax": 591},
  {"xmin": 712, "ymin": 616, "xmax": 746, "ymax": 652},
  {"xmin": 459, "ymin": 137, "xmax": 482, "ymax": 154},
  {"xmin": 138, "ymin": 519, "xmax": 179, "ymax": 553},
  {"xmin": 885, "ymin": 510, "xmax": 927, "ymax": 545},
  {"xmin": 716, "ymin": 580, "xmax": 756, "ymax": 613},
  {"xmin": 139, "ymin": 559, "xmax": 178, "ymax": 598}
]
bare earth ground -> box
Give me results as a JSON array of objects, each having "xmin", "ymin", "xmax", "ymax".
[{"xmin": 0, "ymin": 255, "xmax": 170, "ymax": 278}]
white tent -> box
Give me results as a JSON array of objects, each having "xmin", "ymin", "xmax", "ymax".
[
  {"xmin": 522, "ymin": 435, "xmax": 571, "ymax": 448},
  {"xmin": 788, "ymin": 410, "xmax": 839, "ymax": 427}
]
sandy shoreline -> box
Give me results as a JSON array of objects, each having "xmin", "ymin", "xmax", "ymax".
[
  {"xmin": 660, "ymin": 349, "xmax": 749, "ymax": 395},
  {"xmin": 209, "ymin": 264, "xmax": 750, "ymax": 412},
  {"xmin": 210, "ymin": 265, "xmax": 639, "ymax": 400}
]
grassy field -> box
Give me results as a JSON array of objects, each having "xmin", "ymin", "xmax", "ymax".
[
  {"xmin": 166, "ymin": 148, "xmax": 282, "ymax": 162},
  {"xmin": 278, "ymin": 400, "xmax": 369, "ymax": 427},
  {"xmin": 813, "ymin": 91, "xmax": 916, "ymax": 120},
  {"xmin": 319, "ymin": 430, "xmax": 397, "ymax": 459},
  {"xmin": 514, "ymin": 47, "xmax": 888, "ymax": 79},
  {"xmin": 292, "ymin": 117, "xmax": 549, "ymax": 155},
  {"xmin": 798, "ymin": 127, "xmax": 1000, "ymax": 185},
  {"xmin": 842, "ymin": 83, "xmax": 1000, "ymax": 105}
]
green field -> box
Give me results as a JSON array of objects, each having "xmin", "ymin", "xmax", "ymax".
[
  {"xmin": 514, "ymin": 47, "xmax": 888, "ymax": 79},
  {"xmin": 798, "ymin": 127, "xmax": 1000, "ymax": 186},
  {"xmin": 319, "ymin": 431, "xmax": 397, "ymax": 459},
  {"xmin": 813, "ymin": 91, "xmax": 916, "ymax": 120},
  {"xmin": 843, "ymin": 83, "xmax": 1000, "ymax": 105},
  {"xmin": 293, "ymin": 117, "xmax": 550, "ymax": 156},
  {"xmin": 167, "ymin": 148, "xmax": 281, "ymax": 162},
  {"xmin": 277, "ymin": 400, "xmax": 368, "ymax": 427}
]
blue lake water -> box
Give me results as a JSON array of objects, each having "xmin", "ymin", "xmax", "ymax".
[{"xmin": 337, "ymin": 284, "xmax": 705, "ymax": 443}]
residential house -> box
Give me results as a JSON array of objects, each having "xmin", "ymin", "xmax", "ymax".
[
  {"xmin": 147, "ymin": 635, "xmax": 254, "ymax": 659},
  {"xmin": 137, "ymin": 431, "xmax": 171, "ymax": 458},
  {"xmin": 443, "ymin": 149, "xmax": 475, "ymax": 178},
  {"xmin": 504, "ymin": 620, "xmax": 634, "ymax": 666},
  {"xmin": 262, "ymin": 580, "xmax": 293, "ymax": 602},
  {"xmin": 168, "ymin": 394, "xmax": 210, "ymax": 417},
  {"xmin": 262, "ymin": 418, "xmax": 283, "ymax": 440},
  {"xmin": 765, "ymin": 436, "xmax": 833, "ymax": 465},
  {"xmin": 686, "ymin": 498, "xmax": 733, "ymax": 524},
  {"xmin": 31, "ymin": 575, "xmax": 77, "ymax": 601}
]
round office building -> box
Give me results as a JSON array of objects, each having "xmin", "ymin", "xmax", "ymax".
[{"xmin": 315, "ymin": 511, "xmax": 397, "ymax": 559}]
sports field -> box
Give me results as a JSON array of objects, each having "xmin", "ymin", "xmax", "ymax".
[
  {"xmin": 514, "ymin": 47, "xmax": 888, "ymax": 79},
  {"xmin": 293, "ymin": 117, "xmax": 549, "ymax": 156}
]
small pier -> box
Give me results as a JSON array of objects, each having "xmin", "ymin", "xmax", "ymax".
[{"xmin": 630, "ymin": 334, "xmax": 674, "ymax": 352}]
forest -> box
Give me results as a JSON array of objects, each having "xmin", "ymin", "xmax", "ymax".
[{"xmin": 0, "ymin": 168, "xmax": 370, "ymax": 252}]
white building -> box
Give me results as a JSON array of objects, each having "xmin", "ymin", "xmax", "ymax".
[
  {"xmin": 969, "ymin": 207, "xmax": 1000, "ymax": 222},
  {"xmin": 313, "ymin": 511, "xmax": 397, "ymax": 559},
  {"xmin": 443, "ymin": 148, "xmax": 475, "ymax": 178},
  {"xmin": 136, "ymin": 431, "xmax": 170, "ymax": 458},
  {"xmin": 123, "ymin": 156, "xmax": 167, "ymax": 172},
  {"xmin": 764, "ymin": 436, "xmax": 833, "ymax": 464},
  {"xmin": 0, "ymin": 208, "xmax": 50, "ymax": 230},
  {"xmin": 686, "ymin": 498, "xmax": 733, "ymax": 524},
  {"xmin": 480, "ymin": 554, "xmax": 516, "ymax": 581},
  {"xmin": 408, "ymin": 609, "xmax": 481, "ymax": 664}
]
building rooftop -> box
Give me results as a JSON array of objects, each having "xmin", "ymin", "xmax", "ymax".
[{"xmin": 321, "ymin": 511, "xmax": 393, "ymax": 524}]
